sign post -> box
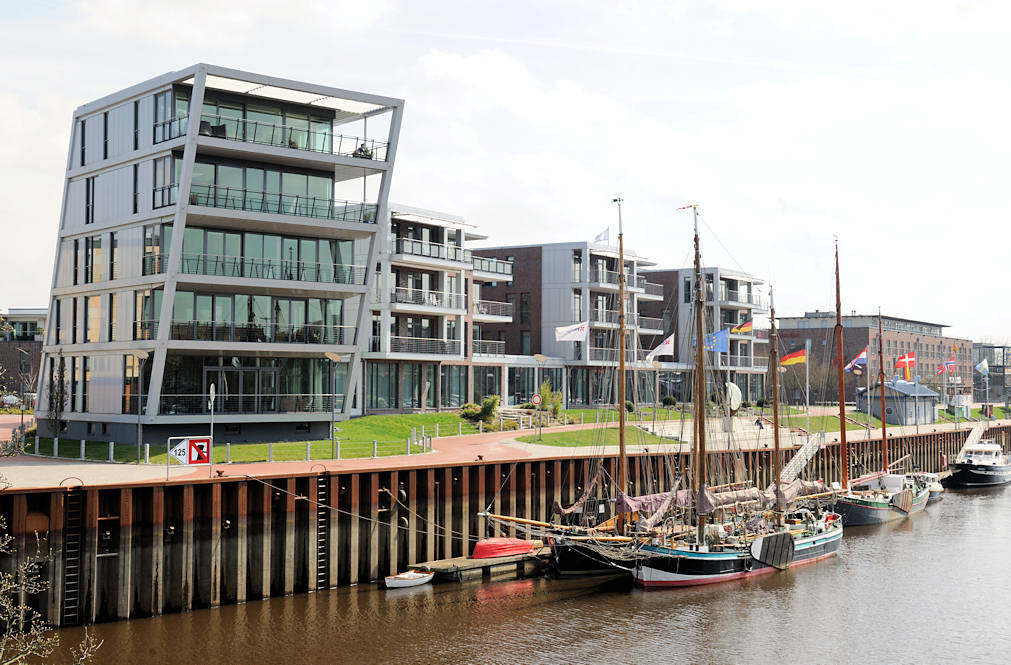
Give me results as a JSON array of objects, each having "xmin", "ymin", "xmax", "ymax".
[
  {"xmin": 208, "ymin": 383, "xmax": 216, "ymax": 478},
  {"xmin": 532, "ymin": 393, "xmax": 542, "ymax": 441},
  {"xmin": 166, "ymin": 436, "xmax": 212, "ymax": 480}
]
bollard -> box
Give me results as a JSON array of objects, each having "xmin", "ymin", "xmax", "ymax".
[
  {"xmin": 499, "ymin": 415, "xmax": 503, "ymax": 430},
  {"xmin": 372, "ymin": 439, "xmax": 378, "ymax": 458},
  {"xmin": 421, "ymin": 425, "xmax": 425, "ymax": 438},
  {"xmin": 407, "ymin": 437, "xmax": 411, "ymax": 455},
  {"xmin": 435, "ymin": 423, "xmax": 439, "ymax": 438},
  {"xmin": 226, "ymin": 442, "xmax": 230, "ymax": 463},
  {"xmin": 411, "ymin": 428, "xmax": 417, "ymax": 448},
  {"xmin": 479, "ymin": 421, "xmax": 484, "ymax": 434},
  {"xmin": 34, "ymin": 435, "xmax": 39, "ymax": 455},
  {"xmin": 80, "ymin": 439, "xmax": 86, "ymax": 460},
  {"xmin": 427, "ymin": 435, "xmax": 432, "ymax": 451},
  {"xmin": 596, "ymin": 411, "xmax": 599, "ymax": 424},
  {"xmin": 580, "ymin": 413, "xmax": 584, "ymax": 425},
  {"xmin": 109, "ymin": 441, "xmax": 115, "ymax": 462},
  {"xmin": 145, "ymin": 443, "xmax": 150, "ymax": 464},
  {"xmin": 306, "ymin": 441, "xmax": 311, "ymax": 461},
  {"xmin": 268, "ymin": 442, "xmax": 274, "ymax": 462},
  {"xmin": 336, "ymin": 438, "xmax": 341, "ymax": 460},
  {"xmin": 458, "ymin": 422, "xmax": 462, "ymax": 436},
  {"xmin": 54, "ymin": 437, "xmax": 59, "ymax": 458}
]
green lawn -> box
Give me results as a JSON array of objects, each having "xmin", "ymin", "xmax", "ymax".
[
  {"xmin": 777, "ymin": 414, "xmax": 861, "ymax": 432},
  {"xmin": 972, "ymin": 407, "xmax": 1009, "ymax": 419},
  {"xmin": 515, "ymin": 427, "xmax": 672, "ymax": 447},
  {"xmin": 847, "ymin": 411, "xmax": 885, "ymax": 429}
]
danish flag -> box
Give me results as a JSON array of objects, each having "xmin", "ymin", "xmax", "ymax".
[{"xmin": 894, "ymin": 352, "xmax": 916, "ymax": 368}]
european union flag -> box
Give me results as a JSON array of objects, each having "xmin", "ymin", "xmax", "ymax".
[{"xmin": 693, "ymin": 329, "xmax": 729, "ymax": 353}]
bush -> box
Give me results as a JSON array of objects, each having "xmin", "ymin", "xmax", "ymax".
[
  {"xmin": 661, "ymin": 395, "xmax": 678, "ymax": 407},
  {"xmin": 520, "ymin": 402, "xmax": 536, "ymax": 410},
  {"xmin": 459, "ymin": 403, "xmax": 481, "ymax": 420},
  {"xmin": 479, "ymin": 395, "xmax": 500, "ymax": 422},
  {"xmin": 625, "ymin": 401, "xmax": 635, "ymax": 413}
]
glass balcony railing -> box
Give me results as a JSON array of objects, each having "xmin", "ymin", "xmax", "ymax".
[
  {"xmin": 644, "ymin": 282, "xmax": 663, "ymax": 297},
  {"xmin": 142, "ymin": 253, "xmax": 166, "ymax": 276},
  {"xmin": 134, "ymin": 320, "xmax": 159, "ymax": 340},
  {"xmin": 473, "ymin": 339, "xmax": 506, "ymax": 355},
  {"xmin": 388, "ymin": 336, "xmax": 461, "ymax": 355},
  {"xmin": 153, "ymin": 116, "xmax": 188, "ymax": 144},
  {"xmin": 169, "ymin": 321, "xmax": 355, "ymax": 345},
  {"xmin": 471, "ymin": 255, "xmax": 513, "ymax": 277},
  {"xmin": 159, "ymin": 393, "xmax": 343, "ymax": 415},
  {"xmin": 390, "ymin": 288, "xmax": 465, "ymax": 310},
  {"xmin": 473, "ymin": 300, "xmax": 513, "ymax": 317},
  {"xmin": 185, "ymin": 184, "xmax": 377, "ymax": 223},
  {"xmin": 179, "ymin": 253, "xmax": 365, "ymax": 285},
  {"xmin": 393, "ymin": 238, "xmax": 471, "ymax": 263},
  {"xmin": 197, "ymin": 113, "xmax": 389, "ymax": 161},
  {"xmin": 638, "ymin": 316, "xmax": 663, "ymax": 329}
]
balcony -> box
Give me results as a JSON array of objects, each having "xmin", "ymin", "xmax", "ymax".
[
  {"xmin": 159, "ymin": 393, "xmax": 343, "ymax": 415},
  {"xmin": 588, "ymin": 347, "xmax": 648, "ymax": 362},
  {"xmin": 169, "ymin": 321, "xmax": 355, "ymax": 345},
  {"xmin": 185, "ymin": 184, "xmax": 378, "ymax": 224},
  {"xmin": 393, "ymin": 238, "xmax": 471, "ymax": 264},
  {"xmin": 179, "ymin": 253, "xmax": 365, "ymax": 286},
  {"xmin": 720, "ymin": 289, "xmax": 767, "ymax": 308},
  {"xmin": 642, "ymin": 282, "xmax": 663, "ymax": 299},
  {"xmin": 723, "ymin": 354, "xmax": 767, "ymax": 369},
  {"xmin": 197, "ymin": 113, "xmax": 388, "ymax": 161},
  {"xmin": 134, "ymin": 321, "xmax": 159, "ymax": 340},
  {"xmin": 390, "ymin": 287, "xmax": 465, "ymax": 311},
  {"xmin": 472, "ymin": 256, "xmax": 513, "ymax": 279},
  {"xmin": 153, "ymin": 116, "xmax": 187, "ymax": 144},
  {"xmin": 143, "ymin": 253, "xmax": 166, "ymax": 276},
  {"xmin": 388, "ymin": 336, "xmax": 461, "ymax": 355},
  {"xmin": 473, "ymin": 339, "xmax": 506, "ymax": 356},
  {"xmin": 587, "ymin": 267, "xmax": 620, "ymax": 287},
  {"xmin": 473, "ymin": 299, "xmax": 513, "ymax": 321},
  {"xmin": 638, "ymin": 315, "xmax": 664, "ymax": 331},
  {"xmin": 590, "ymin": 310, "xmax": 620, "ymax": 325}
]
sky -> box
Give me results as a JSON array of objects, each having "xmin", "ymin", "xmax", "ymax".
[{"xmin": 1, "ymin": 1, "xmax": 1008, "ymax": 341}]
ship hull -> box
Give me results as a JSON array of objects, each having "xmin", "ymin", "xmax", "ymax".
[
  {"xmin": 632, "ymin": 527, "xmax": 842, "ymax": 589},
  {"xmin": 944, "ymin": 463, "xmax": 1011, "ymax": 488},
  {"xmin": 550, "ymin": 540, "xmax": 627, "ymax": 577},
  {"xmin": 833, "ymin": 488, "xmax": 929, "ymax": 526}
]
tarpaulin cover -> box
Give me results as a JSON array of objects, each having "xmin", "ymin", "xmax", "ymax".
[
  {"xmin": 552, "ymin": 467, "xmax": 603, "ymax": 516},
  {"xmin": 616, "ymin": 488, "xmax": 691, "ymax": 514},
  {"xmin": 471, "ymin": 538, "xmax": 535, "ymax": 559}
]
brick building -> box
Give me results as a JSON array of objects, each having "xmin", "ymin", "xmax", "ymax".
[
  {"xmin": 778, "ymin": 311, "xmax": 972, "ymax": 403},
  {"xmin": 0, "ymin": 307, "xmax": 46, "ymax": 400}
]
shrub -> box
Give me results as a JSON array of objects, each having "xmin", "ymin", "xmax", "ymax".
[
  {"xmin": 459, "ymin": 403, "xmax": 481, "ymax": 420},
  {"xmin": 661, "ymin": 395, "xmax": 678, "ymax": 407},
  {"xmin": 625, "ymin": 401, "xmax": 635, "ymax": 413},
  {"xmin": 520, "ymin": 402, "xmax": 536, "ymax": 410},
  {"xmin": 479, "ymin": 395, "xmax": 500, "ymax": 422},
  {"xmin": 755, "ymin": 399, "xmax": 766, "ymax": 409}
]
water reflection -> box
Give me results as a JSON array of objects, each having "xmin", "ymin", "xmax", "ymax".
[{"xmin": 57, "ymin": 488, "xmax": 1011, "ymax": 664}]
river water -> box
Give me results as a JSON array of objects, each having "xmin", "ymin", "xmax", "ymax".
[{"xmin": 57, "ymin": 486, "xmax": 1011, "ymax": 665}]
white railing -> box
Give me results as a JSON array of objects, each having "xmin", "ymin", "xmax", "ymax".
[
  {"xmin": 473, "ymin": 339, "xmax": 506, "ymax": 355},
  {"xmin": 473, "ymin": 300, "xmax": 513, "ymax": 317},
  {"xmin": 391, "ymin": 287, "xmax": 465, "ymax": 310},
  {"xmin": 388, "ymin": 336, "xmax": 461, "ymax": 355}
]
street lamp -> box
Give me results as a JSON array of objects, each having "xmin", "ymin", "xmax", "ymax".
[
  {"xmin": 533, "ymin": 353, "xmax": 547, "ymax": 441},
  {"xmin": 131, "ymin": 350, "xmax": 150, "ymax": 464},
  {"xmin": 16, "ymin": 347, "xmax": 30, "ymax": 434},
  {"xmin": 325, "ymin": 352, "xmax": 349, "ymax": 458}
]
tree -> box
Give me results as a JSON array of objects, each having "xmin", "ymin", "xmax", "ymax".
[{"xmin": 43, "ymin": 354, "xmax": 67, "ymax": 439}]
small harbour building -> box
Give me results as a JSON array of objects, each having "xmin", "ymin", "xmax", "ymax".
[
  {"xmin": 37, "ymin": 64, "xmax": 403, "ymax": 443},
  {"xmin": 857, "ymin": 379, "xmax": 939, "ymax": 426}
]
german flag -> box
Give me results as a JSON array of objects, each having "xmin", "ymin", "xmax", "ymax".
[
  {"xmin": 731, "ymin": 320, "xmax": 753, "ymax": 334},
  {"xmin": 780, "ymin": 346, "xmax": 807, "ymax": 366}
]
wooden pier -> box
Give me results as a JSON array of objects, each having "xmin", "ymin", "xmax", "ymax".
[{"xmin": 418, "ymin": 547, "xmax": 550, "ymax": 582}]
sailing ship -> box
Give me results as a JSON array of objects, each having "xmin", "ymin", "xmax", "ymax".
[{"xmin": 830, "ymin": 255, "xmax": 928, "ymax": 525}]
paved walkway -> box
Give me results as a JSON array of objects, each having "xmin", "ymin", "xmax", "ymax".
[{"xmin": 5, "ymin": 415, "xmax": 1009, "ymax": 492}]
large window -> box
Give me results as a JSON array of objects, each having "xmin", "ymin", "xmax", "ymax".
[
  {"xmin": 134, "ymin": 288, "xmax": 163, "ymax": 340},
  {"xmin": 143, "ymin": 223, "xmax": 172, "ymax": 275},
  {"xmin": 519, "ymin": 293, "xmax": 531, "ymax": 323},
  {"xmin": 85, "ymin": 295, "xmax": 101, "ymax": 343},
  {"xmin": 153, "ymin": 156, "xmax": 175, "ymax": 208},
  {"xmin": 441, "ymin": 365, "xmax": 468, "ymax": 408},
  {"xmin": 366, "ymin": 361, "xmax": 398, "ymax": 410},
  {"xmin": 542, "ymin": 368, "xmax": 563, "ymax": 391},
  {"xmin": 188, "ymin": 156, "xmax": 337, "ymax": 217},
  {"xmin": 108, "ymin": 293, "xmax": 116, "ymax": 341},
  {"xmin": 85, "ymin": 177, "xmax": 95, "ymax": 223},
  {"xmin": 83, "ymin": 235, "xmax": 103, "ymax": 283},
  {"xmin": 474, "ymin": 366, "xmax": 501, "ymax": 403},
  {"xmin": 508, "ymin": 367, "xmax": 536, "ymax": 405}
]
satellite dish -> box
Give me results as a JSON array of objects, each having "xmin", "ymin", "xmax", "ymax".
[{"xmin": 726, "ymin": 381, "xmax": 743, "ymax": 412}]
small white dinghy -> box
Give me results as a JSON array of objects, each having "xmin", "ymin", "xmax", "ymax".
[{"xmin": 384, "ymin": 570, "xmax": 434, "ymax": 589}]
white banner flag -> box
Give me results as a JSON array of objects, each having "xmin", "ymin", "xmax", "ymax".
[
  {"xmin": 555, "ymin": 321, "xmax": 589, "ymax": 342},
  {"xmin": 646, "ymin": 332, "xmax": 676, "ymax": 361},
  {"xmin": 593, "ymin": 228, "xmax": 609, "ymax": 243}
]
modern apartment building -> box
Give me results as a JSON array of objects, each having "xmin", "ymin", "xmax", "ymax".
[
  {"xmin": 972, "ymin": 343, "xmax": 1009, "ymax": 403},
  {"xmin": 37, "ymin": 64, "xmax": 403, "ymax": 443},
  {"xmin": 358, "ymin": 205, "xmax": 563, "ymax": 412},
  {"xmin": 0, "ymin": 307, "xmax": 46, "ymax": 397},
  {"xmin": 474, "ymin": 240, "xmax": 664, "ymax": 406},
  {"xmin": 638, "ymin": 267, "xmax": 769, "ymax": 402},
  {"xmin": 778, "ymin": 312, "xmax": 973, "ymax": 403}
]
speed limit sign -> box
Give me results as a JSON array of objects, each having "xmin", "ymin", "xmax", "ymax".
[{"xmin": 531, "ymin": 394, "xmax": 542, "ymax": 406}]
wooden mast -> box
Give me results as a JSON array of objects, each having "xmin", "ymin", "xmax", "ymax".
[
  {"xmin": 769, "ymin": 288, "xmax": 783, "ymax": 522},
  {"xmin": 878, "ymin": 308, "xmax": 889, "ymax": 472},
  {"xmin": 834, "ymin": 241, "xmax": 849, "ymax": 488},
  {"xmin": 614, "ymin": 197, "xmax": 629, "ymax": 534},
  {"xmin": 692, "ymin": 206, "xmax": 708, "ymax": 545}
]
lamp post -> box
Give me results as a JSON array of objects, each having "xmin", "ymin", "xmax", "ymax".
[
  {"xmin": 208, "ymin": 382, "xmax": 216, "ymax": 478},
  {"xmin": 325, "ymin": 352, "xmax": 349, "ymax": 458},
  {"xmin": 131, "ymin": 350, "xmax": 149, "ymax": 464},
  {"xmin": 533, "ymin": 353, "xmax": 547, "ymax": 441},
  {"xmin": 16, "ymin": 347, "xmax": 30, "ymax": 434}
]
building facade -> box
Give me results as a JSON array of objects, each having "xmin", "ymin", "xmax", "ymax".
[
  {"xmin": 0, "ymin": 307, "xmax": 46, "ymax": 398},
  {"xmin": 358, "ymin": 205, "xmax": 564, "ymax": 412},
  {"xmin": 37, "ymin": 64, "xmax": 404, "ymax": 443},
  {"xmin": 778, "ymin": 312, "xmax": 973, "ymax": 403},
  {"xmin": 973, "ymin": 343, "xmax": 1010, "ymax": 404},
  {"xmin": 474, "ymin": 241, "xmax": 665, "ymax": 406},
  {"xmin": 639, "ymin": 267, "xmax": 769, "ymax": 402}
]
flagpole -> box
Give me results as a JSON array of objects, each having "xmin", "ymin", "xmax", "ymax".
[
  {"xmin": 805, "ymin": 337, "xmax": 811, "ymax": 439},
  {"xmin": 866, "ymin": 355, "xmax": 871, "ymax": 441},
  {"xmin": 914, "ymin": 373, "xmax": 919, "ymax": 434}
]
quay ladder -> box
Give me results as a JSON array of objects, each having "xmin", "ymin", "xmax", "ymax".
[
  {"xmin": 315, "ymin": 474, "xmax": 330, "ymax": 589},
  {"xmin": 62, "ymin": 489, "xmax": 84, "ymax": 625},
  {"xmin": 770, "ymin": 433, "xmax": 825, "ymax": 490}
]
